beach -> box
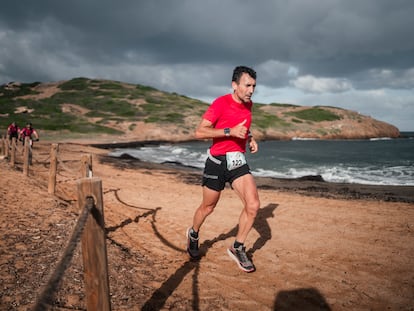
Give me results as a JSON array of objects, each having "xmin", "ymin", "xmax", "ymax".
[{"xmin": 1, "ymin": 140, "xmax": 413, "ymax": 310}]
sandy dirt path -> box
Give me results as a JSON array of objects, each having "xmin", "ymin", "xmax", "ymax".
[{"xmin": 0, "ymin": 141, "xmax": 413, "ymax": 310}]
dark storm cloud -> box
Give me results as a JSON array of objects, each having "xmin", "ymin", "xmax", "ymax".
[
  {"xmin": 2, "ymin": 0, "xmax": 413, "ymax": 85},
  {"xmin": 0, "ymin": 1, "xmax": 413, "ymax": 129}
]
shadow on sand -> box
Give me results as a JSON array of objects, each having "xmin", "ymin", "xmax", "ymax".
[{"xmin": 141, "ymin": 203, "xmax": 278, "ymax": 310}]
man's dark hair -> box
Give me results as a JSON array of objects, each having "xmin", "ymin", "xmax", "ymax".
[{"xmin": 232, "ymin": 66, "xmax": 257, "ymax": 83}]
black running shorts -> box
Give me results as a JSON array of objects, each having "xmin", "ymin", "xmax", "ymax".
[{"xmin": 202, "ymin": 155, "xmax": 251, "ymax": 191}]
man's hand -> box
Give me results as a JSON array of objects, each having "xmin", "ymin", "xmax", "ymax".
[
  {"xmin": 248, "ymin": 136, "xmax": 258, "ymax": 153},
  {"xmin": 231, "ymin": 119, "xmax": 248, "ymax": 138}
]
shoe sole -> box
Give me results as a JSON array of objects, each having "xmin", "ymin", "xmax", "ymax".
[
  {"xmin": 186, "ymin": 228, "xmax": 200, "ymax": 259},
  {"xmin": 227, "ymin": 248, "xmax": 255, "ymax": 273}
]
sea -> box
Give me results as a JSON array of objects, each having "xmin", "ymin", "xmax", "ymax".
[{"xmin": 109, "ymin": 132, "xmax": 414, "ymax": 186}]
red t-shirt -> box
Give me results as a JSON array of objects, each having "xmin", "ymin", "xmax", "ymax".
[
  {"xmin": 8, "ymin": 124, "xmax": 19, "ymax": 135},
  {"xmin": 203, "ymin": 94, "xmax": 252, "ymax": 156},
  {"xmin": 20, "ymin": 127, "xmax": 35, "ymax": 137}
]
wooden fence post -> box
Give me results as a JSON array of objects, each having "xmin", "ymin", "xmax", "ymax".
[
  {"xmin": 10, "ymin": 137, "xmax": 16, "ymax": 167},
  {"xmin": 23, "ymin": 137, "xmax": 30, "ymax": 176},
  {"xmin": 48, "ymin": 143, "xmax": 59, "ymax": 194},
  {"xmin": 0, "ymin": 135, "xmax": 5, "ymax": 156},
  {"xmin": 5, "ymin": 136, "xmax": 10, "ymax": 159},
  {"xmin": 81, "ymin": 154, "xmax": 93, "ymax": 178},
  {"xmin": 77, "ymin": 178, "xmax": 111, "ymax": 311}
]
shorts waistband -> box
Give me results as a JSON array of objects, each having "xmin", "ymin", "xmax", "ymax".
[{"xmin": 207, "ymin": 149, "xmax": 225, "ymax": 165}]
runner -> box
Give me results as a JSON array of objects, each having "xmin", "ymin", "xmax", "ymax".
[{"xmin": 186, "ymin": 66, "xmax": 260, "ymax": 273}]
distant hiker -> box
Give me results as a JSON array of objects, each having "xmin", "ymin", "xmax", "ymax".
[{"xmin": 19, "ymin": 122, "xmax": 39, "ymax": 145}]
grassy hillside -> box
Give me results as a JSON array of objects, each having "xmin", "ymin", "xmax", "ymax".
[
  {"xmin": 0, "ymin": 78, "xmax": 207, "ymax": 135},
  {"xmin": 0, "ymin": 78, "xmax": 400, "ymax": 140}
]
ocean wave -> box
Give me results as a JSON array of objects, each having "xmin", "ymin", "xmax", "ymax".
[
  {"xmin": 291, "ymin": 137, "xmax": 319, "ymax": 141},
  {"xmin": 109, "ymin": 145, "xmax": 206, "ymax": 169},
  {"xmin": 109, "ymin": 140, "xmax": 414, "ymax": 186},
  {"xmin": 252, "ymin": 166, "xmax": 414, "ymax": 186},
  {"xmin": 369, "ymin": 137, "xmax": 393, "ymax": 141}
]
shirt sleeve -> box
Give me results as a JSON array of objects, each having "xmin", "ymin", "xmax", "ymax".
[{"xmin": 202, "ymin": 96, "xmax": 225, "ymax": 125}]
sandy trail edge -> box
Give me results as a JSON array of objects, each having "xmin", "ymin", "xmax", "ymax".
[{"xmin": 0, "ymin": 141, "xmax": 413, "ymax": 310}]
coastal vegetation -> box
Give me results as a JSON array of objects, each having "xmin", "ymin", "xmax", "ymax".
[{"xmin": 0, "ymin": 78, "xmax": 400, "ymax": 141}]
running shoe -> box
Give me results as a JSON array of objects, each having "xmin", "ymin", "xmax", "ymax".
[
  {"xmin": 186, "ymin": 227, "xmax": 200, "ymax": 259},
  {"xmin": 227, "ymin": 245, "xmax": 255, "ymax": 272}
]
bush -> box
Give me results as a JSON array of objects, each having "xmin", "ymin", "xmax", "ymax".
[
  {"xmin": 59, "ymin": 78, "xmax": 90, "ymax": 91},
  {"xmin": 285, "ymin": 108, "xmax": 341, "ymax": 122}
]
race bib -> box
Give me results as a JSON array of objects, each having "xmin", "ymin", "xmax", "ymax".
[{"xmin": 226, "ymin": 151, "xmax": 246, "ymax": 171}]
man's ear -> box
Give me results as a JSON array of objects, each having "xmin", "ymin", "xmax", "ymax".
[{"xmin": 231, "ymin": 81, "xmax": 237, "ymax": 92}]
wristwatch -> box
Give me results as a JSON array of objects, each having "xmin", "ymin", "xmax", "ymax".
[{"xmin": 224, "ymin": 128, "xmax": 231, "ymax": 137}]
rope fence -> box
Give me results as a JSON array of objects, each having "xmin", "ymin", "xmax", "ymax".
[
  {"xmin": 32, "ymin": 196, "xmax": 95, "ymax": 311},
  {"xmin": 1, "ymin": 137, "xmax": 182, "ymax": 310},
  {"xmin": 1, "ymin": 137, "xmax": 112, "ymax": 310},
  {"xmin": 0, "ymin": 136, "xmax": 91, "ymax": 192}
]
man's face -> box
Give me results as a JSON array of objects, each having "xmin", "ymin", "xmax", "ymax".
[{"xmin": 232, "ymin": 73, "xmax": 256, "ymax": 103}]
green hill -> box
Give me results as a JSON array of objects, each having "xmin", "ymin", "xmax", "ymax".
[{"xmin": 0, "ymin": 78, "xmax": 400, "ymax": 141}]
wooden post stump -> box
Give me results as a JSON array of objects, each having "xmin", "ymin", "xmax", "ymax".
[
  {"xmin": 77, "ymin": 178, "xmax": 111, "ymax": 311},
  {"xmin": 81, "ymin": 154, "xmax": 93, "ymax": 178},
  {"xmin": 23, "ymin": 137, "xmax": 30, "ymax": 176},
  {"xmin": 5, "ymin": 136, "xmax": 10, "ymax": 159},
  {"xmin": 10, "ymin": 137, "xmax": 16, "ymax": 167},
  {"xmin": 48, "ymin": 143, "xmax": 59, "ymax": 194},
  {"xmin": 0, "ymin": 135, "xmax": 5, "ymax": 156}
]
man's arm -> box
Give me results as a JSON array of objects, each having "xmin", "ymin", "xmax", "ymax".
[
  {"xmin": 195, "ymin": 119, "xmax": 221, "ymax": 139},
  {"xmin": 32, "ymin": 130, "xmax": 39, "ymax": 140},
  {"xmin": 195, "ymin": 118, "xmax": 248, "ymax": 139}
]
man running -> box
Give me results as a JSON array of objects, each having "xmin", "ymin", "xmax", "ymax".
[{"xmin": 186, "ymin": 66, "xmax": 260, "ymax": 273}]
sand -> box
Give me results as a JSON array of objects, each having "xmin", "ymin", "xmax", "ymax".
[{"xmin": 0, "ymin": 140, "xmax": 413, "ymax": 310}]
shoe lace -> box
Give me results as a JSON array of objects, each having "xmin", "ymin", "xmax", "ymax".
[{"xmin": 236, "ymin": 247, "xmax": 250, "ymax": 263}]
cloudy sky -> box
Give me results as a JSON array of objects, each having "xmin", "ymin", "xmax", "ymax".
[{"xmin": 1, "ymin": 1, "xmax": 413, "ymax": 130}]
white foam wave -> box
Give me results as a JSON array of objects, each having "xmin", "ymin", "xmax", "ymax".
[
  {"xmin": 291, "ymin": 137, "xmax": 319, "ymax": 141},
  {"xmin": 109, "ymin": 145, "xmax": 206, "ymax": 168},
  {"xmin": 369, "ymin": 137, "xmax": 392, "ymax": 141},
  {"xmin": 252, "ymin": 165, "xmax": 414, "ymax": 186},
  {"xmin": 109, "ymin": 143, "xmax": 414, "ymax": 186}
]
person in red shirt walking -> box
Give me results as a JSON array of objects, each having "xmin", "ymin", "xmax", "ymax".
[
  {"xmin": 19, "ymin": 122, "xmax": 39, "ymax": 145},
  {"xmin": 186, "ymin": 66, "xmax": 260, "ymax": 273}
]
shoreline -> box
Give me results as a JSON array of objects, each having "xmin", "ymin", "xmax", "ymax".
[
  {"xmin": 86, "ymin": 139, "xmax": 414, "ymax": 203},
  {"xmin": 99, "ymin": 151, "xmax": 414, "ymax": 203}
]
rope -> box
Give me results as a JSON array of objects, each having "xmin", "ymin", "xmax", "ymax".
[
  {"xmin": 32, "ymin": 153, "xmax": 51, "ymax": 164},
  {"xmin": 106, "ymin": 188, "xmax": 154, "ymax": 211},
  {"xmin": 13, "ymin": 142, "xmax": 24, "ymax": 154},
  {"xmin": 57, "ymin": 157, "xmax": 80, "ymax": 175},
  {"xmin": 32, "ymin": 196, "xmax": 94, "ymax": 311},
  {"xmin": 29, "ymin": 166, "xmax": 50, "ymax": 173}
]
